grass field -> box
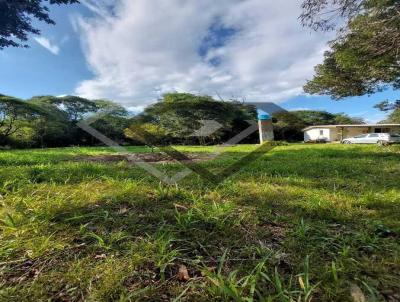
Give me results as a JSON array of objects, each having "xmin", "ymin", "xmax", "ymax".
[{"xmin": 0, "ymin": 144, "xmax": 399, "ymax": 301}]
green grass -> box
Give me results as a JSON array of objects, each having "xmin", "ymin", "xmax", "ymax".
[{"xmin": 0, "ymin": 144, "xmax": 399, "ymax": 301}]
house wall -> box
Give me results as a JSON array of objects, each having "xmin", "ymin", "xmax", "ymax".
[
  {"xmin": 372, "ymin": 126, "xmax": 400, "ymax": 134},
  {"xmin": 304, "ymin": 128, "xmax": 332, "ymax": 142},
  {"xmin": 330, "ymin": 128, "xmax": 339, "ymax": 141},
  {"xmin": 340, "ymin": 126, "xmax": 400, "ymax": 140}
]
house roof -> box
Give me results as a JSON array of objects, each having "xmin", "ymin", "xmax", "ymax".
[{"xmin": 302, "ymin": 124, "xmax": 400, "ymax": 132}]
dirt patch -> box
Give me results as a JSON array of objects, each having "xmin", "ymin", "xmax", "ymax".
[{"xmin": 73, "ymin": 152, "xmax": 215, "ymax": 164}]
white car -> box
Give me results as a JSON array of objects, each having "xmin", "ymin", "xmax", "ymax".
[{"xmin": 342, "ymin": 133, "xmax": 400, "ymax": 145}]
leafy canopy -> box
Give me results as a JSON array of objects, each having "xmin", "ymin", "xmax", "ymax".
[
  {"xmin": 0, "ymin": 0, "xmax": 79, "ymax": 49},
  {"xmin": 30, "ymin": 95, "xmax": 100, "ymax": 122},
  {"xmin": 131, "ymin": 93, "xmax": 257, "ymax": 145},
  {"xmin": 0, "ymin": 94, "xmax": 132, "ymax": 148},
  {"xmin": 374, "ymin": 100, "xmax": 400, "ymax": 123},
  {"xmin": 273, "ymin": 110, "xmax": 364, "ymax": 141},
  {"xmin": 302, "ymin": 0, "xmax": 400, "ymax": 99},
  {"xmin": 0, "ymin": 95, "xmax": 47, "ymax": 143}
]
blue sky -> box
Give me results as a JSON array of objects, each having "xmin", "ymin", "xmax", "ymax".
[
  {"xmin": 0, "ymin": 3, "xmax": 91, "ymax": 98},
  {"xmin": 0, "ymin": 0, "xmax": 398, "ymax": 123}
]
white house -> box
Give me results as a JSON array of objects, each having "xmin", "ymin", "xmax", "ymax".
[{"xmin": 303, "ymin": 124, "xmax": 400, "ymax": 142}]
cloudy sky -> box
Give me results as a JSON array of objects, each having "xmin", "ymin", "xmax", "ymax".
[{"xmin": 1, "ymin": 0, "xmax": 397, "ymax": 121}]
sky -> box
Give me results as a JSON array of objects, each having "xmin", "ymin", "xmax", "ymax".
[{"xmin": 0, "ymin": 0, "xmax": 398, "ymax": 123}]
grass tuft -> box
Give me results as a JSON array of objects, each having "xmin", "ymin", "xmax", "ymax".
[{"xmin": 0, "ymin": 144, "xmax": 399, "ymax": 301}]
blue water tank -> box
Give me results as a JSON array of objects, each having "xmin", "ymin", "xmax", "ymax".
[{"xmin": 258, "ymin": 113, "xmax": 271, "ymax": 120}]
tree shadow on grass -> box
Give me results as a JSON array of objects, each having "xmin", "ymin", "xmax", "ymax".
[
  {"xmin": 3, "ymin": 146, "xmax": 395, "ymax": 186},
  {"xmin": 2, "ymin": 145, "xmax": 400, "ymax": 300},
  {"xmin": 2, "ymin": 173, "xmax": 400, "ymax": 301},
  {"xmin": 2, "ymin": 181, "xmax": 296, "ymax": 300}
]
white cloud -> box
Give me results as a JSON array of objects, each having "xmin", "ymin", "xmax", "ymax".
[
  {"xmin": 127, "ymin": 105, "xmax": 145, "ymax": 115},
  {"xmin": 73, "ymin": 0, "xmax": 332, "ymax": 107},
  {"xmin": 34, "ymin": 37, "xmax": 60, "ymax": 55}
]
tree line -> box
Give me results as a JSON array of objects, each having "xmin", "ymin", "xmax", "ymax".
[
  {"xmin": 0, "ymin": 94, "xmax": 131, "ymax": 148},
  {"xmin": 1, "ymin": 93, "xmax": 371, "ymax": 149}
]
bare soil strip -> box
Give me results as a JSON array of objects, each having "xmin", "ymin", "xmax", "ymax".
[{"xmin": 73, "ymin": 152, "xmax": 215, "ymax": 164}]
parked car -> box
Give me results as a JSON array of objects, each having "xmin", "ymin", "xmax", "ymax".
[{"xmin": 342, "ymin": 133, "xmax": 400, "ymax": 145}]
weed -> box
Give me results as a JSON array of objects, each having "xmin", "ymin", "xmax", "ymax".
[{"xmin": 0, "ymin": 144, "xmax": 399, "ymax": 300}]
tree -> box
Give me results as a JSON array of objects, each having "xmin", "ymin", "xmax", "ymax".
[
  {"xmin": 90, "ymin": 100, "xmax": 132, "ymax": 144},
  {"xmin": 94, "ymin": 99, "xmax": 129, "ymax": 117},
  {"xmin": 1, "ymin": 94, "xmax": 133, "ymax": 148},
  {"xmin": 0, "ymin": 95, "xmax": 45, "ymax": 145},
  {"xmin": 48, "ymin": 95, "xmax": 99, "ymax": 122},
  {"xmin": 293, "ymin": 110, "xmax": 364, "ymax": 125},
  {"xmin": 332, "ymin": 113, "xmax": 364, "ymax": 125},
  {"xmin": 0, "ymin": 0, "xmax": 79, "ymax": 49},
  {"xmin": 132, "ymin": 93, "xmax": 257, "ymax": 145},
  {"xmin": 28, "ymin": 95, "xmax": 94, "ymax": 146},
  {"xmin": 302, "ymin": 0, "xmax": 400, "ymax": 99},
  {"xmin": 273, "ymin": 110, "xmax": 364, "ymax": 141},
  {"xmin": 300, "ymin": 0, "xmax": 362, "ymax": 31},
  {"xmin": 28, "ymin": 96, "xmax": 71, "ymax": 147},
  {"xmin": 272, "ymin": 111, "xmax": 307, "ymax": 141},
  {"xmin": 29, "ymin": 95, "xmax": 102, "ymax": 146},
  {"xmin": 28, "ymin": 96, "xmax": 134, "ymax": 147},
  {"xmin": 125, "ymin": 123, "xmax": 167, "ymax": 152},
  {"xmin": 374, "ymin": 100, "xmax": 400, "ymax": 123},
  {"xmin": 385, "ymin": 109, "xmax": 400, "ymax": 123},
  {"xmin": 374, "ymin": 100, "xmax": 400, "ymax": 112}
]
